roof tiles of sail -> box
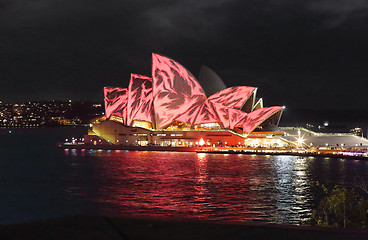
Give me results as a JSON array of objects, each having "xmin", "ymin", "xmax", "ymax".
[
  {"xmin": 152, "ymin": 53, "xmax": 207, "ymax": 129},
  {"xmin": 127, "ymin": 74, "xmax": 154, "ymax": 126},
  {"xmin": 208, "ymin": 86, "xmax": 256, "ymax": 109},
  {"xmin": 207, "ymin": 86, "xmax": 256, "ymax": 128},
  {"xmin": 242, "ymin": 106, "xmax": 283, "ymax": 134},
  {"xmin": 228, "ymin": 108, "xmax": 248, "ymax": 130},
  {"xmin": 193, "ymin": 100, "xmax": 222, "ymax": 126},
  {"xmin": 197, "ymin": 65, "xmax": 227, "ymax": 97},
  {"xmin": 210, "ymin": 101, "xmax": 231, "ymax": 128}
]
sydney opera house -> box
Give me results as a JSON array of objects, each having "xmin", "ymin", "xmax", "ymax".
[{"xmin": 85, "ymin": 53, "xmax": 285, "ymax": 148}]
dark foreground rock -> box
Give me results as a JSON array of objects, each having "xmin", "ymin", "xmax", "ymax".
[{"xmin": 1, "ymin": 214, "xmax": 367, "ymax": 240}]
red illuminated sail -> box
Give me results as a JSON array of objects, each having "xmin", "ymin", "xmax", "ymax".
[
  {"xmin": 127, "ymin": 74, "xmax": 154, "ymax": 126},
  {"xmin": 104, "ymin": 87, "xmax": 128, "ymax": 122},
  {"xmin": 242, "ymin": 106, "xmax": 283, "ymax": 134},
  {"xmin": 208, "ymin": 86, "xmax": 256, "ymax": 128},
  {"xmin": 152, "ymin": 53, "xmax": 207, "ymax": 128},
  {"xmin": 193, "ymin": 100, "xmax": 222, "ymax": 126},
  {"xmin": 210, "ymin": 102, "xmax": 230, "ymax": 128},
  {"xmin": 103, "ymin": 54, "xmax": 283, "ymax": 133},
  {"xmin": 208, "ymin": 86, "xmax": 256, "ymax": 109},
  {"xmin": 228, "ymin": 108, "xmax": 248, "ymax": 129}
]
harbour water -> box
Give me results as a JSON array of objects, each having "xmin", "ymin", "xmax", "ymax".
[{"xmin": 1, "ymin": 128, "xmax": 368, "ymax": 225}]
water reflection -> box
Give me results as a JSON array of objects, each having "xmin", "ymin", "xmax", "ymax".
[
  {"xmin": 272, "ymin": 156, "xmax": 312, "ymax": 223},
  {"xmin": 60, "ymin": 150, "xmax": 368, "ymax": 224}
]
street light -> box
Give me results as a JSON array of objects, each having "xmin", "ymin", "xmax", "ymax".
[
  {"xmin": 199, "ymin": 138, "xmax": 205, "ymax": 146},
  {"xmin": 297, "ymin": 137, "xmax": 304, "ymax": 147}
]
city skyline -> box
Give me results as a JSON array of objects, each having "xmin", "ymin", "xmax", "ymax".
[
  {"xmin": 0, "ymin": 100, "xmax": 104, "ymax": 128},
  {"xmin": 1, "ymin": 1, "xmax": 368, "ymax": 111}
]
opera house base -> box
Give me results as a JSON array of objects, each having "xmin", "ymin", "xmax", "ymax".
[
  {"xmin": 81, "ymin": 119, "xmax": 296, "ymax": 148},
  {"xmin": 57, "ymin": 120, "xmax": 368, "ymax": 160},
  {"xmin": 83, "ymin": 120, "xmax": 267, "ymax": 149},
  {"xmin": 59, "ymin": 142, "xmax": 368, "ymax": 161},
  {"xmin": 59, "ymin": 143, "xmax": 209, "ymax": 152}
]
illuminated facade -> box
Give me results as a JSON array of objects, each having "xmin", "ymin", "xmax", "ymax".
[{"xmin": 87, "ymin": 53, "xmax": 283, "ymax": 147}]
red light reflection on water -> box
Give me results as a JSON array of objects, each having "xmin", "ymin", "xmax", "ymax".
[{"xmin": 63, "ymin": 150, "xmax": 313, "ymax": 224}]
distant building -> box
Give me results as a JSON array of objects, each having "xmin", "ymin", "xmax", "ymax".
[
  {"xmin": 350, "ymin": 127, "xmax": 363, "ymax": 137},
  {"xmin": 282, "ymin": 127, "xmax": 368, "ymax": 148}
]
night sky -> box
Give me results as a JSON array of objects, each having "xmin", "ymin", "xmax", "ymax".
[{"xmin": 1, "ymin": 0, "xmax": 368, "ymax": 111}]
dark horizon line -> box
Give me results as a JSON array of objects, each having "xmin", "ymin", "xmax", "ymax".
[
  {"xmin": 1, "ymin": 99, "xmax": 368, "ymax": 112},
  {"xmin": 2, "ymin": 99, "xmax": 368, "ymax": 111},
  {"xmin": 0, "ymin": 99, "xmax": 104, "ymax": 104}
]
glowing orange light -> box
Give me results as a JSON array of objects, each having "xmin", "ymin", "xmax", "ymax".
[{"xmin": 199, "ymin": 138, "xmax": 205, "ymax": 146}]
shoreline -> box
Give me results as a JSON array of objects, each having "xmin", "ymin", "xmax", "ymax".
[
  {"xmin": 1, "ymin": 214, "xmax": 367, "ymax": 240},
  {"xmin": 58, "ymin": 143, "xmax": 368, "ymax": 160},
  {"xmin": 196, "ymin": 150, "xmax": 368, "ymax": 160}
]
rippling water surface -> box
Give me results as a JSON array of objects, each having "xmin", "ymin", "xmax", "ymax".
[{"xmin": 1, "ymin": 128, "xmax": 368, "ymax": 225}]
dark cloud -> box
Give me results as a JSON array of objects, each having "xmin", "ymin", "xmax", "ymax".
[
  {"xmin": 306, "ymin": 0, "xmax": 368, "ymax": 28},
  {"xmin": 0, "ymin": 0, "xmax": 367, "ymax": 111}
]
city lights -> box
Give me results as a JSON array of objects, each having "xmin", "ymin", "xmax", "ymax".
[{"xmin": 0, "ymin": 100, "xmax": 104, "ymax": 128}]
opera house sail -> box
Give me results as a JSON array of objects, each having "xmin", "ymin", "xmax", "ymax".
[{"xmin": 88, "ymin": 53, "xmax": 283, "ymax": 147}]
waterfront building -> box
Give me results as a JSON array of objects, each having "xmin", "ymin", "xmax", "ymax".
[
  {"xmin": 282, "ymin": 127, "xmax": 368, "ymax": 149},
  {"xmin": 85, "ymin": 53, "xmax": 287, "ymax": 147}
]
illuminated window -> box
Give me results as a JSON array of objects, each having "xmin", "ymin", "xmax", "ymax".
[
  {"xmin": 110, "ymin": 115, "xmax": 124, "ymax": 123},
  {"xmin": 132, "ymin": 120, "xmax": 152, "ymax": 130},
  {"xmin": 165, "ymin": 121, "xmax": 191, "ymax": 130},
  {"xmin": 194, "ymin": 122, "xmax": 221, "ymax": 130},
  {"xmin": 170, "ymin": 133, "xmax": 183, "ymax": 136}
]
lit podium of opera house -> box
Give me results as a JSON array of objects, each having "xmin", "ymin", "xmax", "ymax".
[{"xmin": 84, "ymin": 53, "xmax": 286, "ymax": 148}]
